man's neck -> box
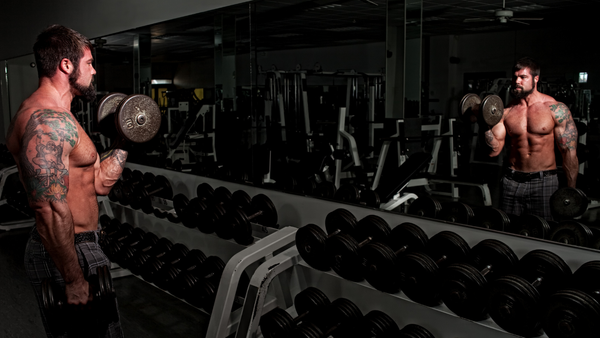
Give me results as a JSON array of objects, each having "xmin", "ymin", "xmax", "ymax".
[{"xmin": 38, "ymin": 77, "xmax": 75, "ymax": 111}]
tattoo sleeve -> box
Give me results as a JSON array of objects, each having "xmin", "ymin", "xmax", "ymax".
[
  {"xmin": 550, "ymin": 102, "xmax": 579, "ymax": 187},
  {"xmin": 19, "ymin": 109, "xmax": 78, "ymax": 203}
]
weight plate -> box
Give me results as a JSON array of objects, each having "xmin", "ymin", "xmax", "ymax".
[
  {"xmin": 398, "ymin": 252, "xmax": 442, "ymax": 306},
  {"xmin": 407, "ymin": 195, "xmax": 442, "ymax": 218},
  {"xmin": 550, "ymin": 220, "xmax": 594, "ymax": 247},
  {"xmin": 470, "ymin": 239, "xmax": 518, "ymax": 278},
  {"xmin": 294, "ymin": 287, "xmax": 330, "ymax": 320},
  {"xmin": 196, "ymin": 183, "xmax": 215, "ymax": 200},
  {"xmin": 232, "ymin": 190, "xmax": 252, "ymax": 208},
  {"xmin": 359, "ymin": 189, "xmax": 381, "ymax": 208},
  {"xmin": 441, "ymin": 263, "xmax": 490, "ymax": 321},
  {"xmin": 115, "ymin": 94, "xmax": 161, "ymax": 143},
  {"xmin": 481, "ymin": 94, "xmax": 504, "ymax": 126},
  {"xmin": 252, "ymin": 194, "xmax": 278, "ymax": 227},
  {"xmin": 334, "ymin": 184, "xmax": 361, "ymax": 203},
  {"xmin": 260, "ymin": 307, "xmax": 295, "ymax": 338},
  {"xmin": 326, "ymin": 233, "xmax": 364, "ymax": 282},
  {"xmin": 460, "ymin": 93, "xmax": 482, "ymax": 116},
  {"xmin": 399, "ymin": 324, "xmax": 435, "ymax": 338},
  {"xmin": 488, "ymin": 274, "xmax": 543, "ymax": 336},
  {"xmin": 360, "ymin": 310, "xmax": 401, "ymax": 337},
  {"xmin": 388, "ymin": 222, "xmax": 429, "ymax": 253},
  {"xmin": 325, "ymin": 209, "xmax": 357, "ymax": 237},
  {"xmin": 438, "ymin": 201, "xmax": 475, "ymax": 224},
  {"xmin": 542, "ymin": 289, "xmax": 600, "ymax": 338},
  {"xmin": 517, "ymin": 249, "xmax": 572, "ymax": 295},
  {"xmin": 172, "ymin": 194, "xmax": 189, "ymax": 219},
  {"xmin": 550, "ymin": 187, "xmax": 589, "ymax": 219},
  {"xmin": 471, "ymin": 207, "xmax": 509, "ymax": 231},
  {"xmin": 426, "ymin": 231, "xmax": 470, "ymax": 266},
  {"xmin": 362, "ymin": 241, "xmax": 402, "ymax": 293},
  {"xmin": 517, "ymin": 213, "xmax": 551, "ymax": 239},
  {"xmin": 96, "ymin": 92, "xmax": 127, "ymax": 136},
  {"xmin": 572, "ymin": 260, "xmax": 600, "ymax": 299},
  {"xmin": 296, "ymin": 224, "xmax": 331, "ymax": 271},
  {"xmin": 355, "ymin": 215, "xmax": 391, "ymax": 243},
  {"xmin": 315, "ymin": 181, "xmax": 337, "ymax": 198}
]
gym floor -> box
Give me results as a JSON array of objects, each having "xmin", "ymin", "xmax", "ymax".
[{"xmin": 0, "ymin": 225, "xmax": 210, "ymax": 338}]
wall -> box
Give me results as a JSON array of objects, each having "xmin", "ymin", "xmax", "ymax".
[{"xmin": 0, "ymin": 0, "xmax": 250, "ymax": 61}]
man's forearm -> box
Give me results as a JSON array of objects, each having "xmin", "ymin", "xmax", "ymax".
[
  {"xmin": 485, "ymin": 129, "xmax": 502, "ymax": 157},
  {"xmin": 96, "ymin": 149, "xmax": 128, "ymax": 195},
  {"xmin": 562, "ymin": 151, "xmax": 579, "ymax": 188}
]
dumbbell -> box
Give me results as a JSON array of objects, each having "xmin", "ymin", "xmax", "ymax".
[
  {"xmin": 360, "ymin": 222, "xmax": 429, "ymax": 293},
  {"xmin": 460, "ymin": 93, "xmax": 504, "ymax": 127},
  {"xmin": 41, "ymin": 265, "xmax": 118, "ymax": 326},
  {"xmin": 260, "ymin": 287, "xmax": 331, "ymax": 338},
  {"xmin": 166, "ymin": 249, "xmax": 208, "ymax": 298},
  {"xmin": 180, "ymin": 185, "xmax": 235, "ymax": 231},
  {"xmin": 325, "ymin": 215, "xmax": 391, "ymax": 282},
  {"xmin": 140, "ymin": 243, "xmax": 189, "ymax": 283},
  {"xmin": 153, "ymin": 248, "xmax": 206, "ymax": 292},
  {"xmin": 215, "ymin": 193, "xmax": 278, "ymax": 245},
  {"xmin": 356, "ymin": 310, "xmax": 401, "ymax": 337},
  {"xmin": 184, "ymin": 256, "xmax": 250, "ymax": 312},
  {"xmin": 295, "ymin": 208, "xmax": 358, "ymax": 271},
  {"xmin": 407, "ymin": 194, "xmax": 442, "ymax": 219},
  {"xmin": 512, "ymin": 213, "xmax": 553, "ymax": 239},
  {"xmin": 397, "ymin": 324, "xmax": 436, "ymax": 338},
  {"xmin": 488, "ymin": 249, "xmax": 572, "ymax": 337},
  {"xmin": 437, "ymin": 201, "xmax": 475, "ymax": 224},
  {"xmin": 550, "ymin": 187, "xmax": 589, "ymax": 220},
  {"xmin": 549, "ymin": 220, "xmax": 596, "ymax": 248},
  {"xmin": 129, "ymin": 175, "xmax": 173, "ymax": 213},
  {"xmin": 470, "ymin": 206, "xmax": 510, "ymax": 231},
  {"xmin": 440, "ymin": 239, "xmax": 518, "ymax": 321},
  {"xmin": 290, "ymin": 298, "xmax": 363, "ymax": 338},
  {"xmin": 397, "ymin": 231, "xmax": 471, "ymax": 306},
  {"xmin": 96, "ymin": 92, "xmax": 161, "ymax": 144},
  {"xmin": 333, "ymin": 184, "xmax": 381, "ymax": 208},
  {"xmin": 128, "ymin": 237, "xmax": 173, "ymax": 276},
  {"xmin": 115, "ymin": 231, "xmax": 160, "ymax": 270},
  {"xmin": 201, "ymin": 188, "xmax": 254, "ymax": 234},
  {"xmin": 121, "ymin": 172, "xmax": 155, "ymax": 206},
  {"xmin": 103, "ymin": 226, "xmax": 146, "ymax": 265},
  {"xmin": 542, "ymin": 260, "xmax": 600, "ymax": 338}
]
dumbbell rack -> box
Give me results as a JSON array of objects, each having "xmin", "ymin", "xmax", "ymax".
[{"xmin": 118, "ymin": 163, "xmax": 600, "ymax": 338}]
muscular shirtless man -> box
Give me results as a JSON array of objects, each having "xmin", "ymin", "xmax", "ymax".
[
  {"xmin": 6, "ymin": 25, "xmax": 126, "ymax": 337},
  {"xmin": 486, "ymin": 57, "xmax": 578, "ymax": 220}
]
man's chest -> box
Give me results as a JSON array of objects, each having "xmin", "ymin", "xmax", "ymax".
[{"xmin": 504, "ymin": 106, "xmax": 555, "ymax": 137}]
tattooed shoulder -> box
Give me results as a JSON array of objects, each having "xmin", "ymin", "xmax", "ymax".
[
  {"xmin": 549, "ymin": 102, "xmax": 571, "ymax": 124},
  {"xmin": 19, "ymin": 109, "xmax": 78, "ymax": 203}
]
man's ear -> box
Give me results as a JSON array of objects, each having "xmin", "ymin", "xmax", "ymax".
[{"xmin": 59, "ymin": 58, "xmax": 73, "ymax": 75}]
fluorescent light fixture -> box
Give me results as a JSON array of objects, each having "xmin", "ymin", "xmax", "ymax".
[
  {"xmin": 579, "ymin": 72, "xmax": 588, "ymax": 83},
  {"xmin": 306, "ymin": 4, "xmax": 342, "ymax": 11},
  {"xmin": 151, "ymin": 79, "xmax": 173, "ymax": 85},
  {"xmin": 326, "ymin": 26, "xmax": 370, "ymax": 32}
]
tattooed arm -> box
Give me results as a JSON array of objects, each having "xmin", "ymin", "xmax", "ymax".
[
  {"xmin": 94, "ymin": 147, "xmax": 128, "ymax": 196},
  {"xmin": 19, "ymin": 110, "xmax": 89, "ymax": 305},
  {"xmin": 551, "ymin": 102, "xmax": 579, "ymax": 187}
]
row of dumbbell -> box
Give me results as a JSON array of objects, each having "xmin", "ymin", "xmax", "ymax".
[
  {"xmin": 260, "ymin": 286, "xmax": 435, "ymax": 338},
  {"xmin": 108, "ymin": 168, "xmax": 174, "ymax": 214},
  {"xmin": 171, "ymin": 183, "xmax": 279, "ymax": 245},
  {"xmin": 295, "ymin": 208, "xmax": 600, "ymax": 338},
  {"xmin": 408, "ymin": 194, "xmax": 600, "ymax": 249},
  {"xmin": 99, "ymin": 215, "xmax": 249, "ymax": 312}
]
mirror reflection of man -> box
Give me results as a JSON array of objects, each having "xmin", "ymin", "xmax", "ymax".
[{"xmin": 485, "ymin": 57, "xmax": 578, "ymax": 220}]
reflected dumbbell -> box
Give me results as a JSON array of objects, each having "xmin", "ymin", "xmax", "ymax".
[
  {"xmin": 198, "ymin": 187, "xmax": 252, "ymax": 234},
  {"xmin": 514, "ymin": 213, "xmax": 552, "ymax": 239},
  {"xmin": 488, "ymin": 249, "xmax": 572, "ymax": 337},
  {"xmin": 407, "ymin": 195, "xmax": 442, "ymax": 219},
  {"xmin": 260, "ymin": 287, "xmax": 331, "ymax": 338},
  {"xmin": 542, "ymin": 260, "xmax": 600, "ymax": 338},
  {"xmin": 398, "ymin": 231, "xmax": 471, "ymax": 306},
  {"xmin": 440, "ymin": 239, "xmax": 518, "ymax": 321},
  {"xmin": 290, "ymin": 298, "xmax": 363, "ymax": 338},
  {"xmin": 326, "ymin": 215, "xmax": 391, "ymax": 282},
  {"xmin": 173, "ymin": 183, "xmax": 217, "ymax": 228},
  {"xmin": 296, "ymin": 209, "xmax": 358, "ymax": 271},
  {"xmin": 334, "ymin": 184, "xmax": 381, "ymax": 208},
  {"xmin": 140, "ymin": 243, "xmax": 189, "ymax": 283},
  {"xmin": 549, "ymin": 220, "xmax": 596, "ymax": 248},
  {"xmin": 129, "ymin": 175, "xmax": 173, "ymax": 213},
  {"xmin": 361, "ymin": 222, "xmax": 429, "ymax": 293},
  {"xmin": 470, "ymin": 206, "xmax": 511, "ymax": 232},
  {"xmin": 215, "ymin": 193, "xmax": 278, "ymax": 245},
  {"xmin": 437, "ymin": 201, "xmax": 475, "ymax": 224},
  {"xmin": 154, "ymin": 248, "xmax": 207, "ymax": 292}
]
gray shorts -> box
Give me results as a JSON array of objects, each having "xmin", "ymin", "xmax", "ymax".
[
  {"xmin": 24, "ymin": 226, "xmax": 124, "ymax": 338},
  {"xmin": 501, "ymin": 168, "xmax": 559, "ymax": 221}
]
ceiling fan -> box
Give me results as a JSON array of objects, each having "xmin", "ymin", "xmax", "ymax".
[{"xmin": 464, "ymin": 0, "xmax": 544, "ymax": 25}]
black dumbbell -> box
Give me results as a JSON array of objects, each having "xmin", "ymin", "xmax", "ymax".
[
  {"xmin": 295, "ymin": 209, "xmax": 358, "ymax": 271},
  {"xmin": 128, "ymin": 237, "xmax": 172, "ymax": 275},
  {"xmin": 200, "ymin": 187, "xmax": 254, "ymax": 234},
  {"xmin": 440, "ymin": 239, "xmax": 518, "ymax": 321},
  {"xmin": 513, "ymin": 213, "xmax": 552, "ymax": 239},
  {"xmin": 260, "ymin": 287, "xmax": 331, "ymax": 338},
  {"xmin": 398, "ymin": 324, "xmax": 436, "ymax": 338},
  {"xmin": 140, "ymin": 243, "xmax": 189, "ymax": 283},
  {"xmin": 325, "ymin": 215, "xmax": 391, "ymax": 282},
  {"xmin": 41, "ymin": 265, "xmax": 118, "ymax": 326},
  {"xmin": 360, "ymin": 222, "xmax": 429, "ymax": 293},
  {"xmin": 114, "ymin": 170, "xmax": 146, "ymax": 206},
  {"xmin": 470, "ymin": 206, "xmax": 511, "ymax": 231},
  {"xmin": 104, "ymin": 226, "xmax": 146, "ymax": 264},
  {"xmin": 153, "ymin": 248, "xmax": 206, "ymax": 292},
  {"xmin": 173, "ymin": 183, "xmax": 216, "ymax": 227},
  {"xmin": 291, "ymin": 298, "xmax": 363, "ymax": 338},
  {"xmin": 129, "ymin": 175, "xmax": 173, "ymax": 213},
  {"xmin": 356, "ymin": 310, "xmax": 401, "ymax": 337},
  {"xmin": 542, "ymin": 260, "xmax": 600, "ymax": 338},
  {"xmin": 407, "ymin": 194, "xmax": 443, "ymax": 219},
  {"xmin": 215, "ymin": 193, "xmax": 278, "ymax": 245},
  {"xmin": 180, "ymin": 186, "xmax": 232, "ymax": 231},
  {"xmin": 488, "ymin": 249, "xmax": 572, "ymax": 337},
  {"xmin": 549, "ymin": 220, "xmax": 595, "ymax": 248},
  {"xmin": 437, "ymin": 201, "xmax": 475, "ymax": 224},
  {"xmin": 397, "ymin": 231, "xmax": 471, "ymax": 306},
  {"xmin": 116, "ymin": 231, "xmax": 160, "ymax": 270}
]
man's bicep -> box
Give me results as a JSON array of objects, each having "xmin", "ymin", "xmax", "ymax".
[
  {"xmin": 18, "ymin": 110, "xmax": 78, "ymax": 204},
  {"xmin": 550, "ymin": 102, "xmax": 577, "ymax": 151}
]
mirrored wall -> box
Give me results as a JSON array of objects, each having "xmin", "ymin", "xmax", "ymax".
[{"xmin": 3, "ymin": 0, "xmax": 600, "ymax": 249}]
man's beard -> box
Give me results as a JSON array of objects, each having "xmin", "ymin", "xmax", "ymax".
[
  {"xmin": 69, "ymin": 69, "xmax": 96, "ymax": 102},
  {"xmin": 512, "ymin": 85, "xmax": 533, "ymax": 99}
]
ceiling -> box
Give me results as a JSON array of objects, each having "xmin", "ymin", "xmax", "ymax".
[{"xmin": 93, "ymin": 0, "xmax": 597, "ymax": 63}]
